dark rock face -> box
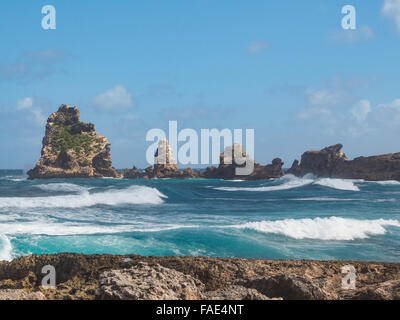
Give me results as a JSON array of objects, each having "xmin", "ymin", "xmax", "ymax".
[
  {"xmin": 287, "ymin": 144, "xmax": 400, "ymax": 181},
  {"xmin": 201, "ymin": 144, "xmax": 284, "ymax": 180},
  {"xmin": 27, "ymin": 105, "xmax": 120, "ymax": 179},
  {"xmin": 235, "ymin": 274, "xmax": 329, "ymax": 300}
]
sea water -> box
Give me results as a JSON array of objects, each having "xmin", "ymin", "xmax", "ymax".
[{"xmin": 0, "ymin": 170, "xmax": 399, "ymax": 262}]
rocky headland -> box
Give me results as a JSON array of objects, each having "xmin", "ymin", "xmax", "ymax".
[
  {"xmin": 27, "ymin": 105, "xmax": 120, "ymax": 179},
  {"xmin": 288, "ymin": 143, "xmax": 400, "ymax": 181},
  {"xmin": 0, "ymin": 253, "xmax": 399, "ymax": 300}
]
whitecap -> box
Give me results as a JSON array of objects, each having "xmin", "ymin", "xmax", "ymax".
[
  {"xmin": 0, "ymin": 185, "xmax": 167, "ymax": 208},
  {"xmin": 214, "ymin": 174, "xmax": 314, "ymax": 192},
  {"xmin": 313, "ymin": 178, "xmax": 360, "ymax": 191},
  {"xmin": 0, "ymin": 235, "xmax": 13, "ymax": 261},
  {"xmin": 228, "ymin": 217, "xmax": 400, "ymax": 241},
  {"xmin": 34, "ymin": 183, "xmax": 88, "ymax": 193}
]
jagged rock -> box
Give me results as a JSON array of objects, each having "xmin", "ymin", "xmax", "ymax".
[
  {"xmin": 0, "ymin": 253, "xmax": 399, "ymax": 300},
  {"xmin": 27, "ymin": 105, "xmax": 120, "ymax": 179},
  {"xmin": 349, "ymin": 280, "xmax": 400, "ymax": 300},
  {"xmin": 204, "ymin": 285, "xmax": 273, "ymax": 300},
  {"xmin": 98, "ymin": 262, "xmax": 205, "ymax": 300},
  {"xmin": 201, "ymin": 143, "xmax": 284, "ymax": 180},
  {"xmin": 287, "ymin": 144, "xmax": 400, "ymax": 181},
  {"xmin": 0, "ymin": 289, "xmax": 46, "ymax": 300},
  {"xmin": 235, "ymin": 274, "xmax": 330, "ymax": 300},
  {"xmin": 124, "ymin": 140, "xmax": 197, "ymax": 179}
]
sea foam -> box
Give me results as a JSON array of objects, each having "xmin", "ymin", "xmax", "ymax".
[
  {"xmin": 229, "ymin": 217, "xmax": 400, "ymax": 241},
  {"xmin": 214, "ymin": 174, "xmax": 360, "ymax": 192},
  {"xmin": 0, "ymin": 235, "xmax": 12, "ymax": 261},
  {"xmin": 0, "ymin": 185, "xmax": 167, "ymax": 208}
]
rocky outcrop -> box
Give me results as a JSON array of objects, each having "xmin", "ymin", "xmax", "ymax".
[
  {"xmin": 1, "ymin": 253, "xmax": 399, "ymax": 300},
  {"xmin": 0, "ymin": 289, "xmax": 46, "ymax": 300},
  {"xmin": 235, "ymin": 274, "xmax": 331, "ymax": 300},
  {"xmin": 204, "ymin": 285, "xmax": 273, "ymax": 300},
  {"xmin": 201, "ymin": 143, "xmax": 284, "ymax": 180},
  {"xmin": 27, "ymin": 105, "xmax": 120, "ymax": 179},
  {"xmin": 125, "ymin": 142, "xmax": 283, "ymax": 180},
  {"xmin": 98, "ymin": 262, "xmax": 205, "ymax": 300},
  {"xmin": 287, "ymin": 143, "xmax": 400, "ymax": 181},
  {"xmin": 124, "ymin": 139, "xmax": 197, "ymax": 179}
]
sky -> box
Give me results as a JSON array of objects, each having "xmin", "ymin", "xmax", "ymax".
[{"xmin": 1, "ymin": 0, "xmax": 400, "ymax": 169}]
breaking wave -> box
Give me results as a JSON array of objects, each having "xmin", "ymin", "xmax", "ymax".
[
  {"xmin": 0, "ymin": 223, "xmax": 193, "ymax": 236},
  {"xmin": 214, "ymin": 174, "xmax": 360, "ymax": 192},
  {"xmin": 0, "ymin": 185, "xmax": 167, "ymax": 208},
  {"xmin": 0, "ymin": 235, "xmax": 12, "ymax": 261},
  {"xmin": 34, "ymin": 183, "xmax": 88, "ymax": 193},
  {"xmin": 313, "ymin": 178, "xmax": 360, "ymax": 191},
  {"xmin": 229, "ymin": 217, "xmax": 400, "ymax": 241}
]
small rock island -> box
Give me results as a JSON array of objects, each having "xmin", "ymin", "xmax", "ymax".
[{"xmin": 28, "ymin": 105, "xmax": 120, "ymax": 179}]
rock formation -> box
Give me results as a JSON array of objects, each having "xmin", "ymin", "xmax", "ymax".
[
  {"xmin": 287, "ymin": 143, "xmax": 400, "ymax": 181},
  {"xmin": 27, "ymin": 105, "xmax": 120, "ymax": 179},
  {"xmin": 201, "ymin": 143, "xmax": 284, "ymax": 180},
  {"xmin": 124, "ymin": 142, "xmax": 284, "ymax": 180},
  {"xmin": 124, "ymin": 139, "xmax": 197, "ymax": 179},
  {"xmin": 0, "ymin": 253, "xmax": 399, "ymax": 300},
  {"xmin": 99, "ymin": 262, "xmax": 205, "ymax": 300}
]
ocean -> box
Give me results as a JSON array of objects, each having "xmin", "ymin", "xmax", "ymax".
[{"xmin": 0, "ymin": 170, "xmax": 399, "ymax": 262}]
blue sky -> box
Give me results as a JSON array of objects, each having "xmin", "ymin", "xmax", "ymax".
[{"xmin": 1, "ymin": 0, "xmax": 400, "ymax": 169}]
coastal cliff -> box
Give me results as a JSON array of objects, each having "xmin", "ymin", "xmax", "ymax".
[
  {"xmin": 0, "ymin": 253, "xmax": 399, "ymax": 300},
  {"xmin": 288, "ymin": 144, "xmax": 400, "ymax": 181},
  {"xmin": 27, "ymin": 105, "xmax": 120, "ymax": 179}
]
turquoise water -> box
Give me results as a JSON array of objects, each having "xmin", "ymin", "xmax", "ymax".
[{"xmin": 0, "ymin": 170, "xmax": 399, "ymax": 262}]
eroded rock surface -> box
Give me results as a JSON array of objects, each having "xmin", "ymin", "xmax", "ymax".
[
  {"xmin": 0, "ymin": 253, "xmax": 399, "ymax": 300},
  {"xmin": 98, "ymin": 262, "xmax": 205, "ymax": 300},
  {"xmin": 288, "ymin": 143, "xmax": 400, "ymax": 181},
  {"xmin": 27, "ymin": 105, "xmax": 120, "ymax": 179}
]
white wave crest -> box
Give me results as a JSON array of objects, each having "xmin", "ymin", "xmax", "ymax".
[
  {"xmin": 215, "ymin": 174, "xmax": 314, "ymax": 192},
  {"xmin": 214, "ymin": 174, "xmax": 360, "ymax": 192},
  {"xmin": 372, "ymin": 180, "xmax": 400, "ymax": 186},
  {"xmin": 0, "ymin": 185, "xmax": 167, "ymax": 208},
  {"xmin": 34, "ymin": 183, "xmax": 88, "ymax": 192},
  {"xmin": 0, "ymin": 222, "xmax": 192, "ymax": 236},
  {"xmin": 0, "ymin": 235, "xmax": 12, "ymax": 261},
  {"xmin": 313, "ymin": 178, "xmax": 360, "ymax": 191},
  {"xmin": 229, "ymin": 217, "xmax": 400, "ymax": 241}
]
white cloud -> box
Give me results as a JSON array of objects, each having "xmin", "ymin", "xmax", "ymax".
[
  {"xmin": 246, "ymin": 40, "xmax": 268, "ymax": 55},
  {"xmin": 331, "ymin": 25, "xmax": 374, "ymax": 43},
  {"xmin": 93, "ymin": 85, "xmax": 134, "ymax": 111},
  {"xmin": 378, "ymin": 98, "xmax": 400, "ymax": 110},
  {"xmin": 17, "ymin": 97, "xmax": 33, "ymax": 110},
  {"xmin": 16, "ymin": 97, "xmax": 46, "ymax": 126},
  {"xmin": 382, "ymin": 0, "xmax": 400, "ymax": 32},
  {"xmin": 351, "ymin": 99, "xmax": 371, "ymax": 122},
  {"xmin": 298, "ymin": 88, "xmax": 345, "ymax": 120}
]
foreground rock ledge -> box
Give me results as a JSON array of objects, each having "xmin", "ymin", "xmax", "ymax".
[
  {"xmin": 28, "ymin": 105, "xmax": 120, "ymax": 179},
  {"xmin": 0, "ymin": 253, "xmax": 399, "ymax": 300}
]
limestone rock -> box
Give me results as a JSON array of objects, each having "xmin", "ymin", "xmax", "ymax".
[
  {"xmin": 0, "ymin": 289, "xmax": 46, "ymax": 300},
  {"xmin": 204, "ymin": 285, "xmax": 272, "ymax": 300},
  {"xmin": 202, "ymin": 143, "xmax": 284, "ymax": 180},
  {"xmin": 235, "ymin": 274, "xmax": 329, "ymax": 300},
  {"xmin": 124, "ymin": 140, "xmax": 197, "ymax": 179},
  {"xmin": 288, "ymin": 143, "xmax": 400, "ymax": 181},
  {"xmin": 98, "ymin": 262, "xmax": 205, "ymax": 300},
  {"xmin": 27, "ymin": 105, "xmax": 120, "ymax": 179}
]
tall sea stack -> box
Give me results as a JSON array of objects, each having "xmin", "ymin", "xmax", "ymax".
[{"xmin": 28, "ymin": 105, "xmax": 120, "ymax": 179}]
